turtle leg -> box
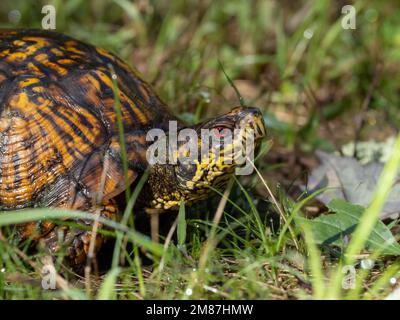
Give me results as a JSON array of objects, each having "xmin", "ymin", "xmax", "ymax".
[
  {"xmin": 41, "ymin": 200, "xmax": 118, "ymax": 267},
  {"xmin": 145, "ymin": 208, "xmax": 165, "ymax": 243}
]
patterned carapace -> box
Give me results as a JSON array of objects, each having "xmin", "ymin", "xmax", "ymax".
[{"xmin": 0, "ymin": 29, "xmax": 173, "ymax": 212}]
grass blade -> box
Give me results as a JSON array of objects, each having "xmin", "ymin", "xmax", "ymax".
[
  {"xmin": 97, "ymin": 268, "xmax": 121, "ymax": 300},
  {"xmin": 0, "ymin": 209, "xmax": 163, "ymax": 256},
  {"xmin": 177, "ymin": 200, "xmax": 187, "ymax": 250}
]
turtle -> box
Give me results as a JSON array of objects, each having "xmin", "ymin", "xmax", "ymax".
[{"xmin": 0, "ymin": 29, "xmax": 266, "ymax": 266}]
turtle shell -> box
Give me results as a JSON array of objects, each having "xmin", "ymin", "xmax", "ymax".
[{"xmin": 0, "ymin": 29, "xmax": 174, "ymax": 212}]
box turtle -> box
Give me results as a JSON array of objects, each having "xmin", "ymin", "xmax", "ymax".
[{"xmin": 0, "ymin": 29, "xmax": 266, "ymax": 266}]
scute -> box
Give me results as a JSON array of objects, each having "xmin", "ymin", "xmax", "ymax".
[{"xmin": 0, "ymin": 29, "xmax": 174, "ymax": 211}]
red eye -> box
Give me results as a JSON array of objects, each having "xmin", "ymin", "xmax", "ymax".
[{"xmin": 214, "ymin": 127, "xmax": 230, "ymax": 138}]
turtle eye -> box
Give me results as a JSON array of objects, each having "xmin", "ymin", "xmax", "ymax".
[{"xmin": 213, "ymin": 126, "xmax": 230, "ymax": 138}]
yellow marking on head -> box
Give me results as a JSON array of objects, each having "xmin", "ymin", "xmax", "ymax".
[
  {"xmin": 183, "ymin": 143, "xmax": 237, "ymax": 193},
  {"xmin": 163, "ymin": 200, "xmax": 180, "ymax": 209},
  {"xmin": 186, "ymin": 181, "xmax": 195, "ymax": 190},
  {"xmin": 190, "ymin": 160, "xmax": 208, "ymax": 184}
]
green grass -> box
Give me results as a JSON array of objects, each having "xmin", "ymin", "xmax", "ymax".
[{"xmin": 0, "ymin": 0, "xmax": 400, "ymax": 300}]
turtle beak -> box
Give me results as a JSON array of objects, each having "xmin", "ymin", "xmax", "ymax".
[{"xmin": 232, "ymin": 106, "xmax": 266, "ymax": 140}]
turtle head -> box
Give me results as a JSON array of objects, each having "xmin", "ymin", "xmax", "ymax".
[
  {"xmin": 175, "ymin": 106, "xmax": 266, "ymax": 188},
  {"xmin": 147, "ymin": 106, "xmax": 266, "ymax": 210}
]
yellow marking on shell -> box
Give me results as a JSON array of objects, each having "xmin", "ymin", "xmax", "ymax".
[
  {"xmin": 34, "ymin": 53, "xmax": 48, "ymax": 63},
  {"xmin": 32, "ymin": 86, "xmax": 44, "ymax": 93},
  {"xmin": 0, "ymin": 115, "xmax": 47, "ymax": 207},
  {"xmin": 18, "ymin": 37, "xmax": 50, "ymax": 58},
  {"xmin": 95, "ymin": 70, "xmax": 114, "ymax": 87},
  {"xmin": 22, "ymin": 36, "xmax": 49, "ymax": 45},
  {"xmin": 64, "ymin": 41, "xmax": 84, "ymax": 55},
  {"xmin": 86, "ymin": 74, "xmax": 101, "ymax": 91},
  {"xmin": 4, "ymin": 38, "xmax": 46, "ymax": 62},
  {"xmin": 0, "ymin": 118, "xmax": 10, "ymax": 132},
  {"xmin": 57, "ymin": 59, "xmax": 75, "ymax": 65},
  {"xmin": 8, "ymin": 95, "xmax": 45, "ymax": 159},
  {"xmin": 58, "ymin": 106, "xmax": 100, "ymax": 147},
  {"xmin": 122, "ymin": 92, "xmax": 149, "ymax": 124},
  {"xmin": 49, "ymin": 63, "xmax": 68, "ymax": 75},
  {"xmin": 96, "ymin": 47, "xmax": 115, "ymax": 61},
  {"xmin": 68, "ymin": 54, "xmax": 82, "ymax": 60},
  {"xmin": 20, "ymin": 78, "xmax": 40, "ymax": 88},
  {"xmin": 50, "ymin": 48, "xmax": 64, "ymax": 56},
  {"xmin": 16, "ymin": 117, "xmax": 55, "ymax": 180},
  {"xmin": 27, "ymin": 62, "xmax": 43, "ymax": 75},
  {"xmin": 12, "ymin": 91, "xmax": 30, "ymax": 107},
  {"xmin": 7, "ymin": 52, "xmax": 26, "ymax": 62},
  {"xmin": 34, "ymin": 53, "xmax": 68, "ymax": 76},
  {"xmin": 28, "ymin": 104, "xmax": 76, "ymax": 170},
  {"xmin": 13, "ymin": 40, "xmax": 26, "ymax": 46},
  {"xmin": 0, "ymin": 49, "xmax": 10, "ymax": 57},
  {"xmin": 97, "ymin": 70, "xmax": 148, "ymax": 125}
]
